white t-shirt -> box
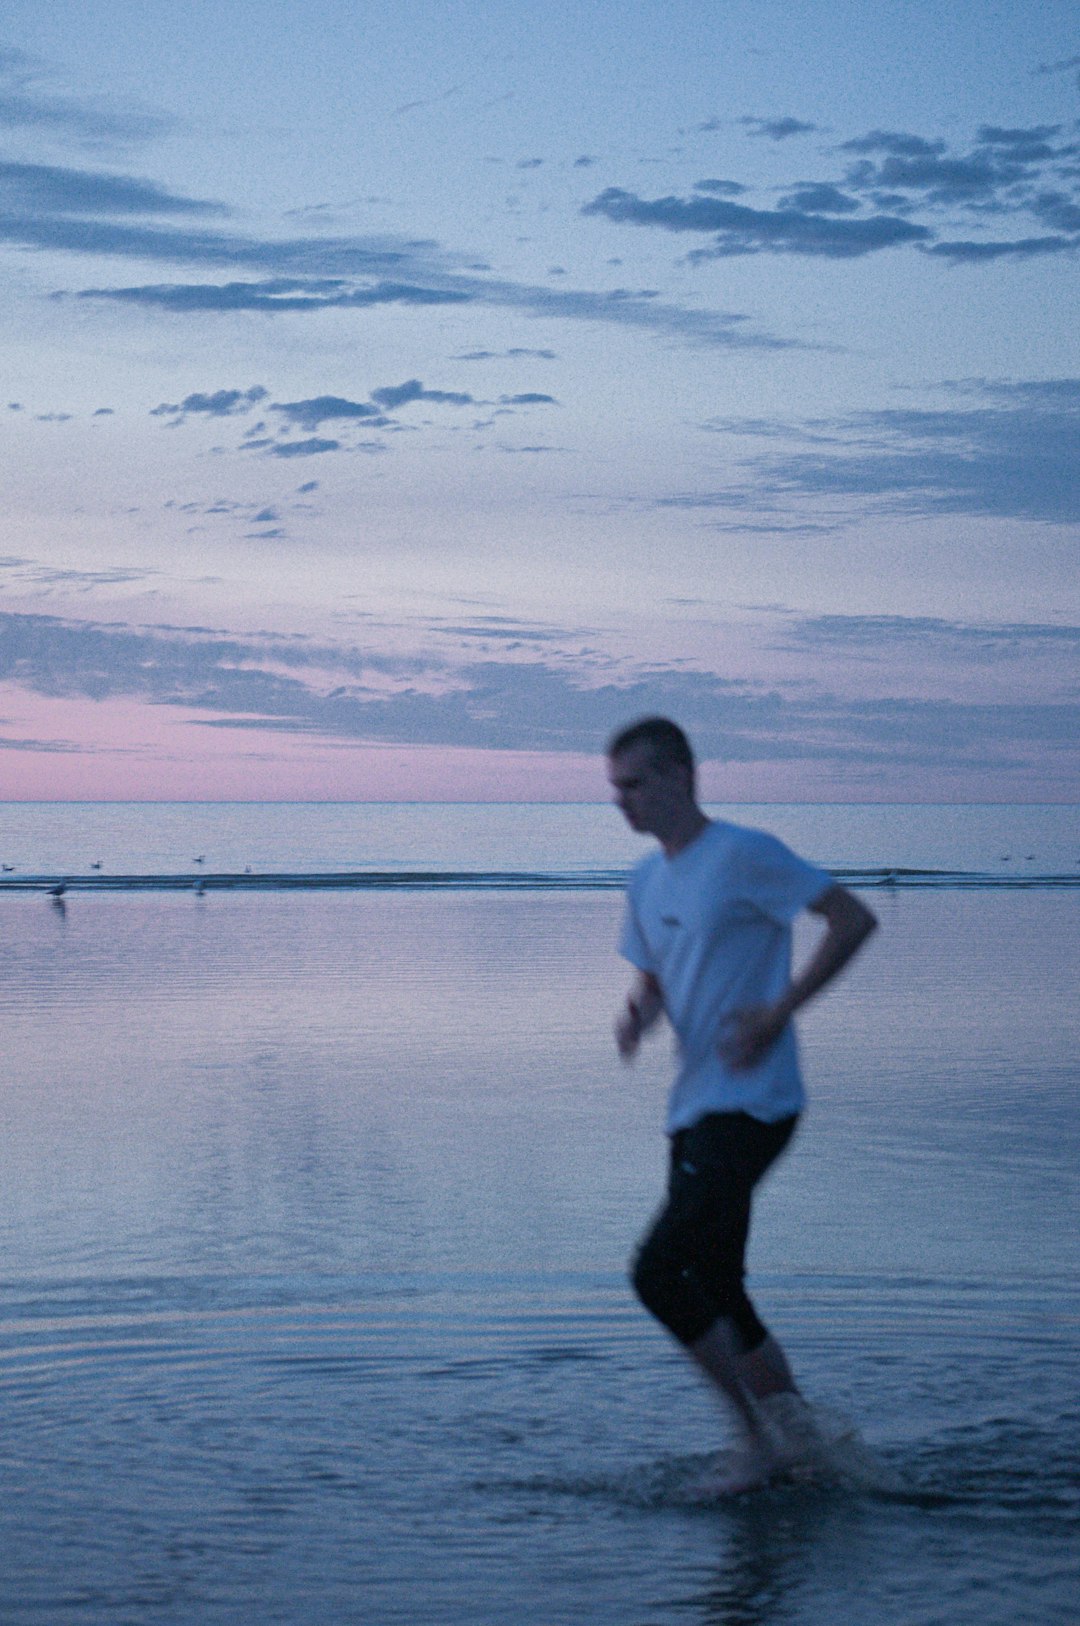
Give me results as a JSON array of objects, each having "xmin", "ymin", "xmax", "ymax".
[{"xmin": 619, "ymin": 820, "xmax": 832, "ymax": 1133}]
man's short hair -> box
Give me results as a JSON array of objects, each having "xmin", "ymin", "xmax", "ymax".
[{"xmin": 606, "ymin": 716, "xmax": 695, "ymax": 777}]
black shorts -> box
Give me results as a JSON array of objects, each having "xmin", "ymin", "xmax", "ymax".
[{"xmin": 630, "ymin": 1110, "xmax": 797, "ymax": 1350}]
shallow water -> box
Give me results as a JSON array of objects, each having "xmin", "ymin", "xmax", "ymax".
[{"xmin": 1, "ymin": 887, "xmax": 1077, "ymax": 1624}]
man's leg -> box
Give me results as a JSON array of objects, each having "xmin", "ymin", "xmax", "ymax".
[
  {"xmin": 632, "ymin": 1113, "xmax": 799, "ymax": 1488},
  {"xmin": 686, "ymin": 1319, "xmax": 780, "ymax": 1488},
  {"xmin": 739, "ymin": 1332, "xmax": 799, "ymax": 1399}
]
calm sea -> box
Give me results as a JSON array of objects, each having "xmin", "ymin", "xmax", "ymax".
[
  {"xmin": 1, "ymin": 804, "xmax": 1077, "ymax": 1624},
  {"xmin": 0, "ymin": 800, "xmax": 1077, "ymax": 885}
]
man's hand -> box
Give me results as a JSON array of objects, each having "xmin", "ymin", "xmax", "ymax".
[
  {"xmin": 615, "ymin": 1003, "xmax": 644, "ymax": 1060},
  {"xmin": 717, "ymin": 885, "xmax": 877, "ymax": 1073},
  {"xmin": 718, "ymin": 1004, "xmax": 788, "ymax": 1071},
  {"xmin": 615, "ymin": 971, "xmax": 663, "ymax": 1062}
]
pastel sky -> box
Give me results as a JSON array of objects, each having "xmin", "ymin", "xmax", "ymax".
[{"xmin": 1, "ymin": 0, "xmax": 1077, "ymax": 801}]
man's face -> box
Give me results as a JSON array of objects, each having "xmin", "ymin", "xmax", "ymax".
[{"xmin": 607, "ymin": 742, "xmax": 690, "ymax": 837}]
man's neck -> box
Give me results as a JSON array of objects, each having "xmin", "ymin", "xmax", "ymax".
[{"xmin": 659, "ymin": 805, "xmax": 710, "ymax": 858}]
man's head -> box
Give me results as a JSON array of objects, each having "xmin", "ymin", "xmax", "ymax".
[{"xmin": 606, "ymin": 716, "xmax": 698, "ymax": 839}]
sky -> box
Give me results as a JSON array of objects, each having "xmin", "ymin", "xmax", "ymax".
[{"xmin": 1, "ymin": 0, "xmax": 1077, "ymax": 802}]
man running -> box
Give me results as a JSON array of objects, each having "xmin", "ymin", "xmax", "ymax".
[{"xmin": 609, "ymin": 716, "xmax": 877, "ymax": 1491}]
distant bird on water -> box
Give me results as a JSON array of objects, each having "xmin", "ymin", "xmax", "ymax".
[
  {"xmin": 91, "ymin": 860, "xmax": 103, "ymax": 870},
  {"xmin": 194, "ymin": 855, "xmax": 206, "ymax": 864},
  {"xmin": 2, "ymin": 864, "xmax": 14, "ymax": 872}
]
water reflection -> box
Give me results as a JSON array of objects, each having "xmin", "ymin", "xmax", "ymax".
[{"xmin": 696, "ymin": 1494, "xmax": 833, "ymax": 1626}]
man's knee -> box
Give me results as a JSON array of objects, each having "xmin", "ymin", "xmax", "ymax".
[
  {"xmin": 631, "ymin": 1237, "xmax": 766, "ymax": 1352},
  {"xmin": 629, "ymin": 1235, "xmax": 664, "ymax": 1317},
  {"xmin": 630, "ymin": 1237, "xmax": 709, "ymax": 1346}
]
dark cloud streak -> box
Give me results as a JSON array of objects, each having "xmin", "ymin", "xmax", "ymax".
[
  {"xmin": 0, "ymin": 160, "xmax": 225, "ymax": 218},
  {"xmin": 1, "ymin": 610, "xmax": 1075, "ymax": 779},
  {"xmin": 583, "ymin": 186, "xmax": 930, "ymax": 257},
  {"xmin": 0, "ymin": 47, "xmax": 171, "ymax": 146},
  {"xmin": 588, "ymin": 119, "xmax": 1080, "ymax": 265},
  {"xmin": 681, "ymin": 379, "xmax": 1080, "ymax": 525}
]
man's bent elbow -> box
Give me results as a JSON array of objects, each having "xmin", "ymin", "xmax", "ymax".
[
  {"xmin": 814, "ymin": 883, "xmax": 877, "ymax": 949},
  {"xmin": 849, "ymin": 893, "xmax": 878, "ymax": 942}
]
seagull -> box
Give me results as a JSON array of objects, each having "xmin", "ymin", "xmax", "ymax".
[
  {"xmin": 1, "ymin": 864, "xmax": 14, "ymax": 872},
  {"xmin": 194, "ymin": 855, "xmax": 206, "ymax": 864},
  {"xmin": 91, "ymin": 860, "xmax": 103, "ymax": 870}
]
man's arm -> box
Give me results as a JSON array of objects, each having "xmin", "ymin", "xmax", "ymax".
[
  {"xmin": 720, "ymin": 883, "xmax": 877, "ymax": 1071},
  {"xmin": 616, "ymin": 970, "xmax": 664, "ymax": 1060}
]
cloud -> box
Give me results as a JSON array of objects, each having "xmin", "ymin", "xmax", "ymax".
[
  {"xmin": 977, "ymin": 124, "xmax": 1062, "ymax": 157},
  {"xmin": 925, "ymin": 234, "xmax": 1079, "ymax": 262},
  {"xmin": 0, "ymin": 45, "xmax": 171, "ymax": 147},
  {"xmin": 839, "ymin": 130, "xmax": 948, "ymax": 159},
  {"xmin": 777, "ymin": 612, "xmax": 1080, "ymax": 660},
  {"xmin": 370, "ymin": 379, "xmax": 474, "ymax": 409},
  {"xmin": 269, "ymin": 395, "xmax": 385, "ymax": 431},
  {"xmin": 684, "ymin": 378, "xmax": 1080, "ymax": 525},
  {"xmin": 775, "ymin": 183, "xmax": 860, "ymax": 214},
  {"xmin": 586, "ymin": 120, "xmax": 1080, "ymax": 266},
  {"xmin": 71, "ymin": 277, "xmax": 471, "ymax": 312},
  {"xmin": 845, "ymin": 149, "xmax": 1032, "ymax": 204},
  {"xmin": 161, "ymin": 495, "xmax": 302, "ymax": 534},
  {"xmin": 423, "ymin": 613, "xmax": 575, "ymax": 645},
  {"xmin": 0, "ymin": 160, "xmax": 226, "ymax": 217},
  {"xmin": 1032, "ymin": 192, "xmax": 1080, "ymax": 232},
  {"xmin": 498, "ymin": 392, "xmax": 557, "ymax": 405},
  {"xmin": 1034, "ymin": 55, "xmax": 1080, "ymax": 76},
  {"xmin": 582, "ymin": 186, "xmax": 930, "ymax": 257},
  {"xmin": 0, "ymin": 558, "xmax": 156, "ymax": 591},
  {"xmin": 151, "ymin": 386, "xmax": 267, "ymax": 421},
  {"xmin": 740, "ymin": 117, "xmax": 819, "ymax": 141},
  {"xmin": 73, "ymin": 267, "xmax": 775, "ymax": 352},
  {"xmin": 694, "ymin": 179, "xmax": 748, "ymax": 197},
  {"xmin": 21, "ymin": 189, "xmax": 798, "ymax": 349},
  {"xmin": 267, "ymin": 437, "xmax": 342, "ymax": 458},
  {"xmin": 0, "ymin": 731, "xmax": 81, "ymax": 753},
  {"xmin": 452, "ymin": 347, "xmax": 557, "ymax": 360},
  {"xmin": 390, "ymin": 84, "xmax": 464, "ymax": 119}
]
